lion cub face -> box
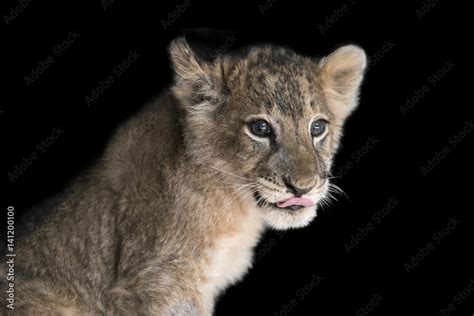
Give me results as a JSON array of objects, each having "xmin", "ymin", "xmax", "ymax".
[{"xmin": 170, "ymin": 38, "xmax": 366, "ymax": 229}]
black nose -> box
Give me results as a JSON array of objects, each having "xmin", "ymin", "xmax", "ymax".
[{"xmin": 282, "ymin": 177, "xmax": 313, "ymax": 197}]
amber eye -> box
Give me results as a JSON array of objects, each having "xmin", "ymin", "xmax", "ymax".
[
  {"xmin": 311, "ymin": 119, "xmax": 327, "ymax": 137},
  {"xmin": 250, "ymin": 120, "xmax": 272, "ymax": 137}
]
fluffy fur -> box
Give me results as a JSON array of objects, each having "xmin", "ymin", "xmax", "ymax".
[{"xmin": 1, "ymin": 38, "xmax": 366, "ymax": 315}]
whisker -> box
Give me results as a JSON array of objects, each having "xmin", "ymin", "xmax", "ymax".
[
  {"xmin": 328, "ymin": 183, "xmax": 350, "ymax": 201},
  {"xmin": 326, "ymin": 192, "xmax": 338, "ymax": 203},
  {"xmin": 318, "ymin": 197, "xmax": 330, "ymax": 212},
  {"xmin": 222, "ymin": 183, "xmax": 254, "ymax": 206},
  {"xmin": 221, "ymin": 183, "xmax": 259, "ymax": 212},
  {"xmin": 239, "ymin": 187, "xmax": 259, "ymax": 204},
  {"xmin": 320, "ymin": 195, "xmax": 334, "ymax": 209},
  {"xmin": 223, "ymin": 187, "xmax": 257, "ymax": 212},
  {"xmin": 203, "ymin": 163, "xmax": 252, "ymax": 181}
]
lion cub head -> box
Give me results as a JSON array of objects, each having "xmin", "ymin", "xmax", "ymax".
[{"xmin": 169, "ymin": 38, "xmax": 366, "ymax": 229}]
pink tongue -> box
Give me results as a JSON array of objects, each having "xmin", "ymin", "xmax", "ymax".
[{"xmin": 276, "ymin": 197, "xmax": 315, "ymax": 208}]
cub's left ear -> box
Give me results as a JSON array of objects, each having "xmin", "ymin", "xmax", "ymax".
[
  {"xmin": 318, "ymin": 45, "xmax": 367, "ymax": 121},
  {"xmin": 169, "ymin": 37, "xmax": 228, "ymax": 110}
]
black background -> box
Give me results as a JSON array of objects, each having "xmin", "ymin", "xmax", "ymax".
[{"xmin": 1, "ymin": 0, "xmax": 472, "ymax": 315}]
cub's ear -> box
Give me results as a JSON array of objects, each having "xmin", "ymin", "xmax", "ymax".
[
  {"xmin": 169, "ymin": 37, "xmax": 224, "ymax": 109},
  {"xmin": 318, "ymin": 45, "xmax": 367, "ymax": 121}
]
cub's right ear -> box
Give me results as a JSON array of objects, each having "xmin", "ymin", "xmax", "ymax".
[
  {"xmin": 169, "ymin": 37, "xmax": 219, "ymax": 108},
  {"xmin": 318, "ymin": 45, "xmax": 367, "ymax": 122}
]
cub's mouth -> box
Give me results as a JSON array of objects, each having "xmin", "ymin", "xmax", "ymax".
[{"xmin": 253, "ymin": 191, "xmax": 315, "ymax": 211}]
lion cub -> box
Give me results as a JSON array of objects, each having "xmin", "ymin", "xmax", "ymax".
[{"xmin": 2, "ymin": 38, "xmax": 366, "ymax": 315}]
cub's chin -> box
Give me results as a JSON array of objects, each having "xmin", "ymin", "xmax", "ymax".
[
  {"xmin": 250, "ymin": 191, "xmax": 319, "ymax": 229},
  {"xmin": 260, "ymin": 205, "xmax": 317, "ymax": 230}
]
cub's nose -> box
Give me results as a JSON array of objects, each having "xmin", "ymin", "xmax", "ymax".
[{"xmin": 282, "ymin": 177, "xmax": 314, "ymax": 197}]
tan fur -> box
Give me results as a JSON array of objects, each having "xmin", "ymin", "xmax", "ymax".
[
  {"xmin": 200, "ymin": 199, "xmax": 264, "ymax": 309},
  {"xmin": 1, "ymin": 38, "xmax": 366, "ymax": 315}
]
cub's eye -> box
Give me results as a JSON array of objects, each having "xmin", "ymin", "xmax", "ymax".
[
  {"xmin": 250, "ymin": 120, "xmax": 272, "ymax": 137},
  {"xmin": 311, "ymin": 119, "xmax": 327, "ymax": 137}
]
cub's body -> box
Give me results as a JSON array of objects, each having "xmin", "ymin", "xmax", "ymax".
[{"xmin": 1, "ymin": 39, "xmax": 366, "ymax": 315}]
